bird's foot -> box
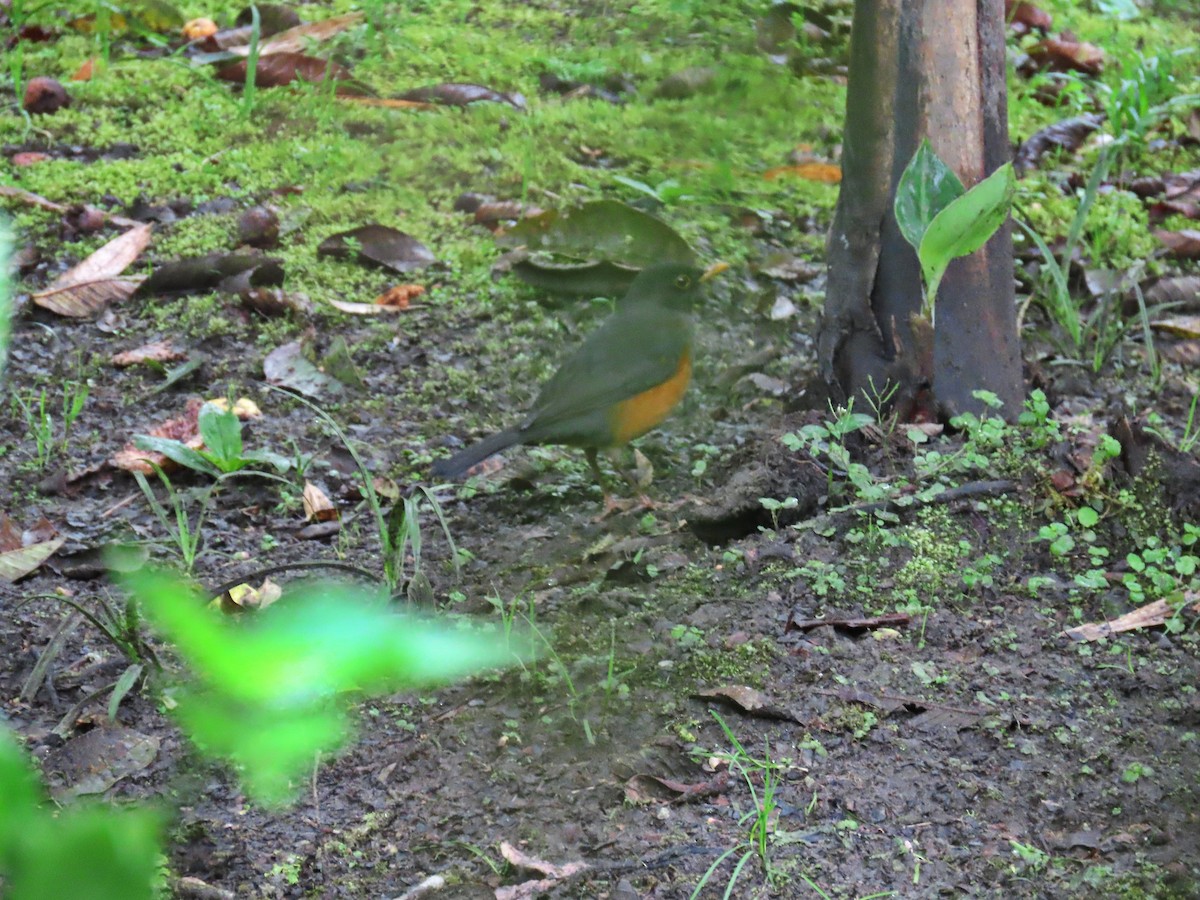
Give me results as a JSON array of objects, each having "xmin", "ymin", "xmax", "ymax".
[{"xmin": 593, "ymin": 493, "xmax": 656, "ymax": 521}]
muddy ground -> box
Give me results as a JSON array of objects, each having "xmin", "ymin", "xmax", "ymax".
[{"xmin": 3, "ymin": 1, "xmax": 1200, "ymax": 898}]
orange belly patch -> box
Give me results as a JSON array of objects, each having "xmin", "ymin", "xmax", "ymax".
[{"xmin": 609, "ymin": 351, "xmax": 691, "ymax": 445}]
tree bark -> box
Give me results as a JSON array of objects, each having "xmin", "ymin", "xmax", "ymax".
[{"xmin": 819, "ymin": 0, "xmax": 1022, "ymax": 420}]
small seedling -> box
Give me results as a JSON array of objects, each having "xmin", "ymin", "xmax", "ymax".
[
  {"xmin": 894, "ymin": 139, "xmax": 1016, "ymax": 322},
  {"xmin": 134, "ymin": 401, "xmax": 291, "ymax": 478},
  {"xmin": 690, "ymin": 711, "xmax": 785, "ymax": 899}
]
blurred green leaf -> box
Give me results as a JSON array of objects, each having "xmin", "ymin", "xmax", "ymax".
[
  {"xmin": 120, "ymin": 568, "xmax": 517, "ymax": 805},
  {"xmin": 499, "ymin": 200, "xmax": 695, "ymax": 295},
  {"xmin": 0, "ymin": 730, "xmax": 162, "ymax": 900}
]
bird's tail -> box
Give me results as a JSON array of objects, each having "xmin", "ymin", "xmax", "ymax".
[{"xmin": 431, "ymin": 430, "xmax": 522, "ymax": 480}]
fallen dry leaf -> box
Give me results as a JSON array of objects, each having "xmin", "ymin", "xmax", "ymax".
[
  {"xmin": 182, "ymin": 17, "xmax": 218, "ymax": 40},
  {"xmin": 207, "ymin": 397, "xmax": 262, "ymax": 419},
  {"xmin": 318, "ymin": 225, "xmax": 435, "ymax": 273},
  {"xmin": 216, "ymin": 53, "xmax": 357, "ymax": 90},
  {"xmin": 1155, "ymin": 229, "xmax": 1200, "ymax": 259},
  {"xmin": 71, "ymin": 58, "xmax": 98, "ymax": 81},
  {"xmin": 693, "ymin": 684, "xmax": 800, "ymax": 721},
  {"xmin": 11, "ymin": 152, "xmax": 51, "ymax": 167},
  {"xmin": 1006, "ymin": 0, "xmax": 1051, "ymax": 34},
  {"xmin": 1149, "ymin": 316, "xmax": 1200, "ymax": 339},
  {"xmin": 33, "ymin": 223, "xmax": 152, "ymax": 317},
  {"xmin": 215, "ymin": 578, "xmax": 283, "ymax": 613},
  {"xmin": 763, "ymin": 162, "xmax": 842, "ymax": 183},
  {"xmin": 376, "ymin": 283, "xmax": 425, "ymax": 309},
  {"xmin": 0, "ymin": 514, "xmax": 64, "ymax": 583},
  {"xmin": 226, "ymin": 12, "xmax": 364, "ymax": 56},
  {"xmin": 398, "ymin": 82, "xmax": 526, "ymax": 109},
  {"xmin": 111, "ymin": 399, "xmax": 203, "ymax": 474},
  {"xmin": 263, "ymin": 341, "xmax": 334, "ymax": 397},
  {"xmin": 1014, "ymin": 114, "xmax": 1103, "ymax": 172},
  {"xmin": 1144, "ymin": 276, "xmax": 1200, "ymax": 307},
  {"xmin": 624, "ymin": 771, "xmax": 729, "ymax": 805},
  {"xmin": 1026, "ymin": 37, "xmax": 1105, "ymax": 76},
  {"xmin": 337, "ymin": 96, "xmax": 435, "ymax": 111},
  {"xmin": 494, "ymin": 842, "xmax": 587, "ymax": 900},
  {"xmin": 303, "ymin": 482, "xmax": 338, "ymax": 522},
  {"xmin": 0, "ymin": 185, "xmax": 141, "ymax": 228},
  {"xmin": 112, "ymin": 339, "xmax": 186, "ymax": 367},
  {"xmin": 1064, "ymin": 594, "xmax": 1200, "ymax": 641}
]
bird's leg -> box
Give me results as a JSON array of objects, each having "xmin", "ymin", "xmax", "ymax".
[
  {"xmin": 590, "ymin": 447, "xmax": 655, "ymax": 519},
  {"xmin": 587, "ymin": 448, "xmax": 621, "ymax": 519}
]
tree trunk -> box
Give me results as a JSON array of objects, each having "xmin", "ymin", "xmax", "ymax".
[{"xmin": 818, "ymin": 0, "xmax": 1022, "ymax": 420}]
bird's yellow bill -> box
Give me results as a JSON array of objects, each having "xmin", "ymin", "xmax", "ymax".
[{"xmin": 701, "ymin": 261, "xmax": 730, "ymax": 282}]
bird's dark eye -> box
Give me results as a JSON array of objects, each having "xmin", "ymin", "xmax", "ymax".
[{"xmin": 675, "ymin": 274, "xmax": 692, "ymax": 289}]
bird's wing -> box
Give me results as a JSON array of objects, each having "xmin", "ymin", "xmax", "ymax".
[{"xmin": 521, "ymin": 310, "xmax": 691, "ymax": 437}]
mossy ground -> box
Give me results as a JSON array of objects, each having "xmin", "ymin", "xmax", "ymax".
[{"xmin": 2, "ymin": 1, "xmax": 1200, "ymax": 897}]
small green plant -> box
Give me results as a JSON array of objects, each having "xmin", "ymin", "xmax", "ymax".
[
  {"xmin": 759, "ymin": 496, "xmax": 798, "ymax": 532},
  {"xmin": 894, "ymin": 139, "xmax": 1016, "ymax": 321},
  {"xmin": 1008, "ymin": 839, "xmax": 1050, "ymax": 873},
  {"xmin": 863, "ymin": 376, "xmax": 901, "ymax": 434},
  {"xmin": 1144, "ymin": 390, "xmax": 1200, "ymax": 453},
  {"xmin": 1016, "ymin": 389, "xmax": 1060, "ymax": 449},
  {"xmin": 275, "ymin": 390, "xmax": 458, "ymax": 593},
  {"xmin": 12, "ymin": 381, "xmax": 89, "ymax": 471},
  {"xmin": 670, "ymin": 623, "xmax": 705, "ymax": 648},
  {"xmin": 612, "ymin": 174, "xmax": 694, "ymax": 206},
  {"xmin": 386, "ymin": 488, "xmax": 460, "ymax": 602},
  {"xmin": 1123, "ymin": 536, "xmax": 1199, "ymax": 607},
  {"xmin": 799, "ymin": 560, "xmax": 847, "ymax": 598},
  {"xmin": 17, "ymin": 579, "xmax": 160, "ymax": 723},
  {"xmin": 1015, "ymin": 145, "xmax": 1115, "ymax": 360},
  {"xmin": 783, "ymin": 399, "xmax": 878, "ymax": 504},
  {"xmin": 133, "ymin": 466, "xmax": 210, "ymax": 574},
  {"xmin": 691, "ymin": 711, "xmax": 783, "ymax": 898},
  {"xmin": 241, "ymin": 4, "xmax": 262, "ymax": 118},
  {"xmin": 134, "ymin": 402, "xmax": 290, "ymax": 478},
  {"xmin": 1100, "ymin": 50, "xmax": 1200, "ymax": 169}
]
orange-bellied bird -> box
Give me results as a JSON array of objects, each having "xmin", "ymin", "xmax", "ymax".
[{"xmin": 432, "ymin": 261, "xmax": 727, "ymax": 505}]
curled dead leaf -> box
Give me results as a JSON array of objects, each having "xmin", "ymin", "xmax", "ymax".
[
  {"xmin": 303, "ymin": 482, "xmax": 338, "ymax": 522},
  {"xmin": 376, "ymin": 283, "xmax": 425, "ymax": 309}
]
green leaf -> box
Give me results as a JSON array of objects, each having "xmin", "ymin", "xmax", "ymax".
[
  {"xmin": 241, "ymin": 449, "xmax": 292, "ymax": 472},
  {"xmin": 108, "ymin": 664, "xmax": 144, "ymax": 722},
  {"xmin": 894, "ymin": 139, "xmax": 965, "ymax": 252},
  {"xmin": 198, "ymin": 403, "xmax": 243, "ymax": 468},
  {"xmin": 118, "ymin": 569, "xmax": 519, "ymax": 805},
  {"xmin": 918, "ymin": 162, "xmax": 1015, "ymax": 308},
  {"xmin": 132, "ymin": 435, "xmax": 221, "ymax": 477},
  {"xmin": 0, "ymin": 730, "xmax": 44, "ymax": 851},
  {"xmin": 7, "ymin": 806, "xmax": 162, "ymax": 900}
]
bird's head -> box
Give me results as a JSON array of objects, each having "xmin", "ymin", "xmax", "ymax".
[{"xmin": 621, "ymin": 261, "xmax": 728, "ymax": 312}]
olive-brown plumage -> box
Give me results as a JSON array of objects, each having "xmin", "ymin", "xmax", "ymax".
[{"xmin": 432, "ymin": 262, "xmax": 721, "ymax": 485}]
